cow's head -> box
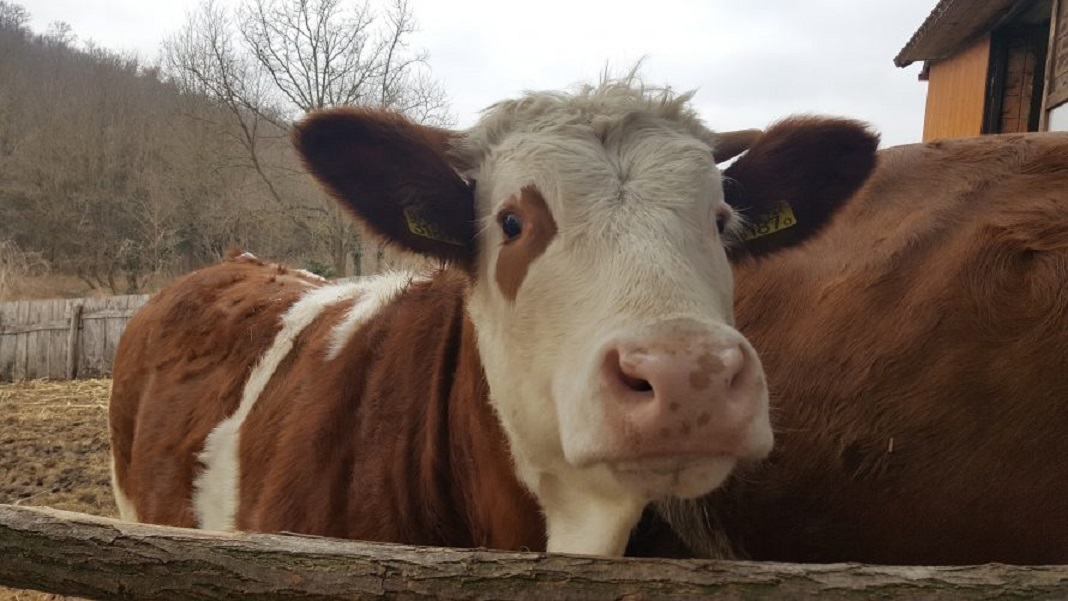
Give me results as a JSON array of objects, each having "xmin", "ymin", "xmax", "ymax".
[{"xmin": 293, "ymin": 81, "xmax": 878, "ymax": 555}]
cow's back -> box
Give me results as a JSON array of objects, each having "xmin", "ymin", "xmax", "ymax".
[
  {"xmin": 661, "ymin": 132, "xmax": 1068, "ymax": 564},
  {"xmin": 110, "ymin": 257, "xmax": 322, "ymax": 526},
  {"xmin": 111, "ymin": 256, "xmax": 544, "ymax": 549}
]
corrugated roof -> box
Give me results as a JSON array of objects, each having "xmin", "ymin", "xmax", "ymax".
[{"xmin": 894, "ymin": 0, "xmax": 1022, "ymax": 67}]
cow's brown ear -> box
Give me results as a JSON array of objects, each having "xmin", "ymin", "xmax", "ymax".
[
  {"xmin": 292, "ymin": 108, "xmax": 475, "ymax": 268},
  {"xmin": 723, "ymin": 116, "xmax": 879, "ymax": 258},
  {"xmin": 711, "ymin": 129, "xmax": 763, "ymax": 163}
]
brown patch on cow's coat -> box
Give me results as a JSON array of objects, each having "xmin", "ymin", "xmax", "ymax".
[
  {"xmin": 234, "ymin": 272, "xmax": 544, "ymax": 549},
  {"xmin": 495, "ymin": 186, "xmax": 558, "ymax": 301},
  {"xmin": 109, "ymin": 260, "xmax": 320, "ymax": 528}
]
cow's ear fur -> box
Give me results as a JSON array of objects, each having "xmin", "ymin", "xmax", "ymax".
[
  {"xmin": 292, "ymin": 108, "xmax": 475, "ymax": 267},
  {"xmin": 711, "ymin": 129, "xmax": 763, "ymax": 164},
  {"xmin": 723, "ymin": 116, "xmax": 879, "ymax": 258}
]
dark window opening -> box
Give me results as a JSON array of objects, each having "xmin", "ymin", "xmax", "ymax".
[{"xmin": 983, "ymin": 1, "xmax": 1052, "ymax": 134}]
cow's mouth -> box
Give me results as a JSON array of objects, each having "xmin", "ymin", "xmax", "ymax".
[{"xmin": 609, "ymin": 455, "xmax": 738, "ymax": 500}]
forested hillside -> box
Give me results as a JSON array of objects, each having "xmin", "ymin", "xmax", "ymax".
[{"xmin": 0, "ymin": 0, "xmax": 448, "ymax": 300}]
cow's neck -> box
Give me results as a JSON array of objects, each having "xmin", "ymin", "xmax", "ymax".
[
  {"xmin": 449, "ymin": 312, "xmax": 546, "ymax": 550},
  {"xmin": 403, "ymin": 270, "xmax": 545, "ymax": 551}
]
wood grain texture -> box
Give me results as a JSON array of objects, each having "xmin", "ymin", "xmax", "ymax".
[
  {"xmin": 0, "ymin": 295, "xmax": 148, "ymax": 381},
  {"xmin": 2, "ymin": 505, "xmax": 1067, "ymax": 600}
]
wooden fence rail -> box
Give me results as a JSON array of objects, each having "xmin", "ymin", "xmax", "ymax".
[
  {"xmin": 0, "ymin": 294, "xmax": 149, "ymax": 381},
  {"xmin": 2, "ymin": 505, "xmax": 1067, "ymax": 600}
]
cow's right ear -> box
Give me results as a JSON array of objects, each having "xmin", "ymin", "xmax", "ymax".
[
  {"xmin": 722, "ymin": 116, "xmax": 879, "ymax": 258},
  {"xmin": 292, "ymin": 108, "xmax": 476, "ymax": 268},
  {"xmin": 711, "ymin": 129, "xmax": 763, "ymax": 164}
]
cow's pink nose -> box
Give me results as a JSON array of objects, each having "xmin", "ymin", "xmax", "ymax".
[
  {"xmin": 602, "ymin": 335, "xmax": 764, "ymax": 457},
  {"xmin": 611, "ymin": 343, "xmax": 748, "ymax": 399}
]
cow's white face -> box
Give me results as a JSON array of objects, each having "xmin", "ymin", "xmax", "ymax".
[{"xmin": 454, "ymin": 87, "xmax": 773, "ymax": 553}]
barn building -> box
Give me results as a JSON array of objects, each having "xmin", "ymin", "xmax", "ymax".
[{"xmin": 896, "ymin": 0, "xmax": 1068, "ymax": 140}]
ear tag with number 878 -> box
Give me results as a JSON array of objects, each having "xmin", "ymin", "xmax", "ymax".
[{"xmin": 740, "ymin": 201, "xmax": 797, "ymax": 241}]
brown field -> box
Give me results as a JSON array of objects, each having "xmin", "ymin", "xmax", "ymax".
[{"xmin": 1, "ymin": 379, "xmax": 116, "ymax": 601}]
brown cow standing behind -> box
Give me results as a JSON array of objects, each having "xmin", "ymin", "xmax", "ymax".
[
  {"xmin": 638, "ymin": 132, "xmax": 1068, "ymax": 565},
  {"xmin": 109, "ymin": 79, "xmax": 879, "ymax": 556}
]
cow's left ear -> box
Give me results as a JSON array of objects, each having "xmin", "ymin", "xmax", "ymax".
[
  {"xmin": 722, "ymin": 116, "xmax": 879, "ymax": 258},
  {"xmin": 292, "ymin": 107, "xmax": 476, "ymax": 268}
]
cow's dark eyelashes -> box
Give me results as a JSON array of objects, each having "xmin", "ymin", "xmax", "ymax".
[
  {"xmin": 499, "ymin": 212, "xmax": 524, "ymax": 241},
  {"xmin": 716, "ymin": 214, "xmax": 727, "ymax": 235}
]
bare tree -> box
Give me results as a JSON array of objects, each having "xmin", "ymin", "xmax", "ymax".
[
  {"xmin": 43, "ymin": 21, "xmax": 75, "ymax": 46},
  {"xmin": 0, "ymin": 1, "xmax": 29, "ymax": 33},
  {"xmin": 0, "ymin": 238, "xmax": 48, "ymax": 299},
  {"xmin": 163, "ymin": 0, "xmax": 290, "ymax": 203},
  {"xmin": 0, "ymin": 4, "xmax": 337, "ymax": 297},
  {"xmin": 239, "ymin": 0, "xmax": 450, "ymax": 120},
  {"xmin": 162, "ymin": 0, "xmax": 451, "ymax": 276}
]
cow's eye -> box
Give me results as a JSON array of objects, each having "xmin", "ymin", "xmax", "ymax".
[
  {"xmin": 715, "ymin": 214, "xmax": 727, "ymax": 235},
  {"xmin": 500, "ymin": 212, "xmax": 524, "ymax": 241}
]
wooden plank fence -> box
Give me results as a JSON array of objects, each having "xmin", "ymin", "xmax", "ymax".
[{"xmin": 0, "ymin": 294, "xmax": 149, "ymax": 381}]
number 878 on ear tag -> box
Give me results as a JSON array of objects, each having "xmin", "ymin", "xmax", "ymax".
[{"xmin": 740, "ymin": 202, "xmax": 797, "ymax": 241}]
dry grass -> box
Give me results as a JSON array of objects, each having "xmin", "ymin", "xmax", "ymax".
[
  {"xmin": 0, "ymin": 274, "xmax": 177, "ymax": 302},
  {"xmin": 0, "ymin": 275, "xmax": 101, "ymax": 302},
  {"xmin": 0, "ymin": 379, "xmax": 116, "ymax": 601}
]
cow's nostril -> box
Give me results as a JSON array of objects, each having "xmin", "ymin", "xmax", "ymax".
[
  {"xmin": 605, "ymin": 348, "xmax": 655, "ymax": 394},
  {"xmin": 621, "ymin": 372, "xmax": 653, "ymax": 392}
]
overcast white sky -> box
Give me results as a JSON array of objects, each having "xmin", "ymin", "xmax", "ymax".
[{"xmin": 24, "ymin": 0, "xmax": 936, "ymax": 147}]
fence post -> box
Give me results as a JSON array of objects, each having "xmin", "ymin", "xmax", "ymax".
[{"xmin": 66, "ymin": 302, "xmax": 83, "ymax": 380}]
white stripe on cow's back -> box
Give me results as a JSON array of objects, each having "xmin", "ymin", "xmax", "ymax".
[
  {"xmin": 191, "ymin": 272, "xmax": 418, "ymax": 531},
  {"xmin": 326, "ymin": 271, "xmax": 422, "ymax": 360},
  {"xmin": 295, "ymin": 268, "xmax": 327, "ymax": 282}
]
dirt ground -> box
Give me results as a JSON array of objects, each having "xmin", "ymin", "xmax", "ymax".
[{"xmin": 0, "ymin": 379, "xmax": 116, "ymax": 601}]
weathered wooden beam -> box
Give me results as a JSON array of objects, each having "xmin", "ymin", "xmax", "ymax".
[
  {"xmin": 65, "ymin": 302, "xmax": 83, "ymax": 380},
  {"xmin": 2, "ymin": 505, "xmax": 1067, "ymax": 600}
]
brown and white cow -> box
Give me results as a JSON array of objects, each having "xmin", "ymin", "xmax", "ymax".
[
  {"xmin": 634, "ymin": 131, "xmax": 1068, "ymax": 565},
  {"xmin": 109, "ymin": 80, "xmax": 878, "ymax": 556}
]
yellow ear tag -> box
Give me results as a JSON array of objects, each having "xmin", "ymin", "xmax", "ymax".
[
  {"xmin": 403, "ymin": 205, "xmax": 465, "ymax": 247},
  {"xmin": 740, "ymin": 201, "xmax": 797, "ymax": 241}
]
